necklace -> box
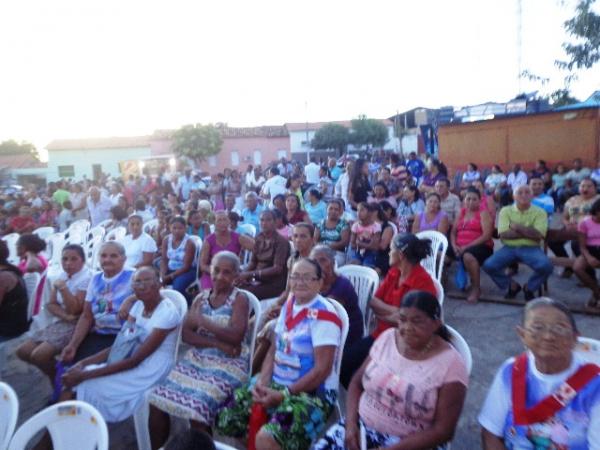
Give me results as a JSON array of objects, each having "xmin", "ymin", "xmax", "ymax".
[{"xmin": 397, "ymin": 331, "xmax": 435, "ymax": 359}]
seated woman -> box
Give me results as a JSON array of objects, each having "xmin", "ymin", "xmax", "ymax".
[
  {"xmin": 368, "ymin": 181, "xmax": 397, "ymax": 209},
  {"xmin": 314, "ymin": 198, "xmax": 350, "ymax": 268},
  {"xmin": 16, "ymin": 244, "xmax": 92, "ymax": 382},
  {"xmin": 450, "ymin": 187, "xmax": 494, "ymax": 303},
  {"xmin": 106, "ymin": 205, "xmax": 128, "ymax": 231},
  {"xmin": 148, "ymin": 252, "xmax": 250, "ymax": 448},
  {"xmin": 285, "ymin": 193, "xmax": 311, "ymax": 225},
  {"xmin": 216, "ymin": 258, "xmax": 342, "ymax": 450},
  {"xmin": 234, "ymin": 210, "xmax": 290, "ymax": 300},
  {"xmin": 375, "ymin": 201, "xmax": 397, "ymax": 276},
  {"xmin": 59, "ymin": 267, "xmax": 183, "ymax": 423},
  {"xmin": 199, "ymin": 211, "xmax": 254, "ymax": 290},
  {"xmin": 412, "ymin": 192, "xmax": 449, "ymax": 235},
  {"xmin": 188, "ymin": 209, "xmax": 211, "ymax": 241},
  {"xmin": 0, "ymin": 240, "xmax": 28, "ymax": 342},
  {"xmin": 479, "ymin": 297, "xmax": 600, "ymax": 448},
  {"xmin": 573, "ymin": 198, "xmax": 600, "ymax": 310},
  {"xmin": 305, "ymin": 189, "xmax": 328, "ymax": 225},
  {"xmin": 341, "ymin": 233, "xmax": 436, "ymax": 388},
  {"xmin": 122, "ymin": 214, "xmax": 158, "ymax": 269},
  {"xmin": 397, "ymin": 185, "xmax": 425, "ymax": 229},
  {"xmin": 160, "ymin": 216, "xmax": 197, "ymax": 298},
  {"xmin": 16, "ymin": 233, "xmax": 48, "ymax": 316},
  {"xmin": 315, "ymin": 290, "xmax": 469, "ymax": 450}
]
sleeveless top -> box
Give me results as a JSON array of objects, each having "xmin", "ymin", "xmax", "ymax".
[
  {"xmin": 456, "ymin": 208, "xmax": 493, "ymax": 247},
  {"xmin": 288, "ymin": 210, "xmax": 307, "ymax": 225},
  {"xmin": 188, "ymin": 224, "xmax": 206, "ymax": 240},
  {"xmin": 0, "ymin": 269, "xmax": 28, "ymax": 337},
  {"xmin": 167, "ymin": 234, "xmax": 195, "ymax": 271},
  {"xmin": 317, "ymin": 218, "xmax": 348, "ymax": 244},
  {"xmin": 193, "ymin": 287, "xmax": 250, "ymax": 362},
  {"xmin": 418, "ymin": 210, "xmax": 446, "ymax": 232},
  {"xmin": 199, "ymin": 232, "xmax": 242, "ymax": 289}
]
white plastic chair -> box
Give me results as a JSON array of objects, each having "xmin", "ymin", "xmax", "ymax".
[
  {"xmin": 325, "ymin": 298, "xmax": 350, "ymax": 419},
  {"xmin": 415, "ymin": 230, "xmax": 448, "ymax": 282},
  {"xmin": 1, "ymin": 234, "xmax": 20, "ymax": 265},
  {"xmin": 188, "ymin": 235, "xmax": 203, "ymax": 266},
  {"xmin": 215, "ymin": 443, "xmax": 237, "ymax": 450},
  {"xmin": 84, "ymin": 235, "xmax": 103, "ymax": 269},
  {"xmin": 86, "ymin": 226, "xmax": 106, "ymax": 243},
  {"xmin": 142, "ymin": 218, "xmax": 159, "ymax": 234},
  {"xmin": 237, "ymin": 223, "xmax": 256, "ymax": 238},
  {"xmin": 33, "ymin": 226, "xmax": 56, "ymax": 242},
  {"xmin": 8, "ymin": 400, "xmax": 108, "ymax": 450},
  {"xmin": 336, "ymin": 265, "xmax": 379, "ymax": 337},
  {"xmin": 0, "ymin": 382, "xmax": 18, "ymax": 450},
  {"xmin": 96, "ymin": 219, "xmax": 113, "ymax": 230},
  {"xmin": 576, "ymin": 336, "xmax": 600, "ymax": 365},
  {"xmin": 238, "ymin": 289, "xmax": 262, "ymax": 364},
  {"xmin": 433, "ymin": 278, "xmax": 444, "ymax": 308},
  {"xmin": 64, "ymin": 220, "xmax": 90, "ymax": 245},
  {"xmin": 446, "ymin": 325, "xmax": 473, "ymax": 375},
  {"xmin": 104, "ymin": 226, "xmax": 126, "ymax": 242},
  {"xmin": 23, "ymin": 272, "xmax": 42, "ymax": 321}
]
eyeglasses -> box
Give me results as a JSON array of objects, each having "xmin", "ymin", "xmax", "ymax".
[
  {"xmin": 525, "ymin": 323, "xmax": 573, "ymax": 337},
  {"xmin": 289, "ymin": 274, "xmax": 319, "ymax": 283}
]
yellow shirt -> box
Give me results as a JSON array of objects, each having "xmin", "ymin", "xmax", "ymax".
[{"xmin": 497, "ymin": 204, "xmax": 547, "ymax": 247}]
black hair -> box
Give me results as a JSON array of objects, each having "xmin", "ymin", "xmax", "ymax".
[
  {"xmin": 373, "ymin": 181, "xmax": 390, "ymax": 197},
  {"xmin": 402, "ymin": 290, "xmax": 450, "ymax": 341},
  {"xmin": 134, "ymin": 199, "xmax": 146, "ymax": 210},
  {"xmin": 357, "ymin": 201, "xmax": 377, "ymax": 212},
  {"xmin": 285, "ymin": 193, "xmax": 301, "ymax": 209},
  {"xmin": 110, "ymin": 205, "xmax": 128, "ymax": 221},
  {"xmin": 270, "ymin": 166, "xmax": 280, "ymax": 176},
  {"xmin": 378, "ymin": 200, "xmax": 396, "ymax": 221},
  {"xmin": 294, "ymin": 257, "xmax": 323, "ymax": 280},
  {"xmin": 0, "ymin": 240, "xmax": 23, "ymax": 276},
  {"xmin": 286, "ymin": 173, "xmax": 302, "ymax": 189},
  {"xmin": 62, "ymin": 200, "xmax": 73, "ymax": 209},
  {"xmin": 426, "ymin": 192, "xmax": 441, "ymax": 203},
  {"xmin": 271, "ymin": 208, "xmax": 288, "ymax": 225},
  {"xmin": 350, "ymin": 158, "xmax": 368, "ymax": 191},
  {"xmin": 436, "ymin": 178, "xmax": 451, "ymax": 188},
  {"xmin": 62, "ymin": 244, "xmax": 86, "ymax": 262},
  {"xmin": 328, "ymin": 198, "xmax": 345, "ymax": 210},
  {"xmin": 468, "ymin": 162, "xmax": 478, "ymax": 171},
  {"xmin": 393, "ymin": 233, "xmax": 432, "ymax": 264},
  {"xmin": 465, "ymin": 186, "xmax": 481, "ymax": 199},
  {"xmin": 17, "ymin": 233, "xmax": 47, "ymax": 254},
  {"xmin": 272, "ymin": 193, "xmax": 286, "ymax": 205},
  {"xmin": 523, "ymin": 297, "xmax": 578, "ymax": 334},
  {"xmin": 308, "ymin": 189, "xmax": 322, "ymax": 201},
  {"xmin": 260, "ymin": 209, "xmax": 277, "ymax": 221},
  {"xmin": 493, "ymin": 164, "xmax": 502, "ymax": 171},
  {"xmin": 163, "ymin": 429, "xmax": 216, "ymax": 450},
  {"xmin": 169, "ymin": 216, "xmax": 187, "ymax": 226},
  {"xmin": 228, "ymin": 211, "xmax": 241, "ymax": 222},
  {"xmin": 405, "ymin": 185, "xmax": 420, "ymax": 201},
  {"xmin": 293, "ymin": 222, "xmax": 314, "ymax": 236},
  {"xmin": 581, "ymin": 177, "xmax": 597, "ymax": 188}
]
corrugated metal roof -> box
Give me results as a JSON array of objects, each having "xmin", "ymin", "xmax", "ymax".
[{"xmin": 554, "ymin": 91, "xmax": 600, "ymax": 112}]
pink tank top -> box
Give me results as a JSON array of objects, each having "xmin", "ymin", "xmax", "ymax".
[
  {"xmin": 200, "ymin": 232, "xmax": 242, "ymax": 289},
  {"xmin": 455, "ymin": 208, "xmax": 492, "ymax": 247}
]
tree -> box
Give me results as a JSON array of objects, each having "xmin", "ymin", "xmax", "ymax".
[
  {"xmin": 171, "ymin": 124, "xmax": 223, "ymax": 169},
  {"xmin": 557, "ymin": 0, "xmax": 600, "ymax": 71},
  {"xmin": 0, "ymin": 139, "xmax": 39, "ymax": 160},
  {"xmin": 350, "ymin": 115, "xmax": 388, "ymax": 149},
  {"xmin": 311, "ymin": 123, "xmax": 350, "ymax": 156}
]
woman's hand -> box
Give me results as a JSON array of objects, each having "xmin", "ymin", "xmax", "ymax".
[
  {"xmin": 252, "ymin": 384, "xmax": 284, "ymax": 409},
  {"xmin": 61, "ymin": 365, "xmax": 87, "ymax": 388},
  {"xmin": 453, "ymin": 245, "xmax": 463, "ymax": 256},
  {"xmin": 53, "ymin": 279, "xmax": 67, "ymax": 291},
  {"xmin": 344, "ymin": 422, "xmax": 360, "ymax": 450}
]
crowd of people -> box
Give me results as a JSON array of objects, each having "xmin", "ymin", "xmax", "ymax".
[{"xmin": 0, "ymin": 151, "xmax": 599, "ymax": 450}]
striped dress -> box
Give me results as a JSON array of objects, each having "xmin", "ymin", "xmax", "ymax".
[{"xmin": 148, "ymin": 288, "xmax": 249, "ymax": 424}]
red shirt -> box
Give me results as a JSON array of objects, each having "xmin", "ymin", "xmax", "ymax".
[
  {"xmin": 372, "ymin": 264, "xmax": 436, "ymax": 338},
  {"xmin": 9, "ymin": 216, "xmax": 36, "ymax": 234}
]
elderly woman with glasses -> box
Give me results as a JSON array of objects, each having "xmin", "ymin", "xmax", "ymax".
[
  {"xmin": 479, "ymin": 297, "xmax": 600, "ymax": 449},
  {"xmin": 217, "ymin": 258, "xmax": 342, "ymax": 450}
]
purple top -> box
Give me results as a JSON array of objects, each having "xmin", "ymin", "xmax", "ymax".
[
  {"xmin": 200, "ymin": 232, "xmax": 242, "ymax": 289},
  {"xmin": 323, "ymin": 275, "xmax": 363, "ymax": 346},
  {"xmin": 417, "ymin": 210, "xmax": 446, "ymax": 232}
]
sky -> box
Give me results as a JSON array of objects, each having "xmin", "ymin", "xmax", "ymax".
[{"xmin": 0, "ymin": 0, "xmax": 598, "ymax": 160}]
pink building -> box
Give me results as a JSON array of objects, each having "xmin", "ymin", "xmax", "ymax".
[{"xmin": 150, "ymin": 125, "xmax": 290, "ymax": 175}]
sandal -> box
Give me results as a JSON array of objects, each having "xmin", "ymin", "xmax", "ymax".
[{"xmin": 505, "ymin": 282, "xmax": 522, "ymax": 300}]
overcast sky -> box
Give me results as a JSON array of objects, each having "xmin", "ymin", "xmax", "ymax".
[{"xmin": 0, "ymin": 0, "xmax": 598, "ymax": 157}]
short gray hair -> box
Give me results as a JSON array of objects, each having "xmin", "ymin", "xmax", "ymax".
[
  {"xmin": 212, "ymin": 251, "xmax": 241, "ymax": 273},
  {"xmin": 310, "ymin": 245, "xmax": 336, "ymax": 264},
  {"xmin": 245, "ymin": 192, "xmax": 258, "ymax": 200},
  {"xmin": 523, "ymin": 297, "xmax": 578, "ymax": 333},
  {"xmin": 101, "ymin": 241, "xmax": 126, "ymax": 256}
]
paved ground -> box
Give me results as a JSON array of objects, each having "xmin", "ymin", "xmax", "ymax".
[{"xmin": 2, "ymin": 262, "xmax": 599, "ymax": 450}]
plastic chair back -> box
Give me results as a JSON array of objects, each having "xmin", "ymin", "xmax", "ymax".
[
  {"xmin": 33, "ymin": 226, "xmax": 56, "ymax": 242},
  {"xmin": 0, "ymin": 382, "xmax": 18, "ymax": 450},
  {"xmin": 96, "ymin": 219, "xmax": 113, "ymax": 230},
  {"xmin": 237, "ymin": 223, "xmax": 256, "ymax": 238},
  {"xmin": 325, "ymin": 297, "xmax": 350, "ymax": 419},
  {"xmin": 23, "ymin": 272, "xmax": 42, "ymax": 321},
  {"xmin": 215, "ymin": 443, "xmax": 238, "ymax": 450},
  {"xmin": 84, "ymin": 235, "xmax": 103, "ymax": 270},
  {"xmin": 104, "ymin": 226, "xmax": 126, "ymax": 242},
  {"xmin": 8, "ymin": 400, "xmax": 108, "ymax": 450},
  {"xmin": 432, "ymin": 278, "xmax": 444, "ymax": 308},
  {"xmin": 576, "ymin": 336, "xmax": 600, "ymax": 365},
  {"xmin": 415, "ymin": 230, "xmax": 448, "ymax": 282},
  {"xmin": 159, "ymin": 289, "xmax": 189, "ymax": 359},
  {"xmin": 336, "ymin": 265, "xmax": 379, "ymax": 337},
  {"xmin": 47, "ymin": 233, "xmax": 66, "ymax": 267},
  {"xmin": 188, "ymin": 235, "xmax": 202, "ymax": 267},
  {"xmin": 142, "ymin": 219, "xmax": 158, "ymax": 235},
  {"xmin": 1, "ymin": 234, "xmax": 20, "ymax": 265},
  {"xmin": 446, "ymin": 325, "xmax": 472, "ymax": 375},
  {"xmin": 86, "ymin": 226, "xmax": 106, "ymax": 243},
  {"xmin": 238, "ymin": 289, "xmax": 262, "ymax": 370}
]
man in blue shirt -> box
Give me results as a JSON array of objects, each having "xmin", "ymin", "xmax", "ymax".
[
  {"xmin": 241, "ymin": 192, "xmax": 264, "ymax": 233},
  {"xmin": 406, "ymin": 152, "xmax": 425, "ymax": 185},
  {"xmin": 530, "ymin": 176, "xmax": 555, "ymax": 219}
]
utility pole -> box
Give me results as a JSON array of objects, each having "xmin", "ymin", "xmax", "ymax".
[{"xmin": 305, "ymin": 100, "xmax": 310, "ymax": 164}]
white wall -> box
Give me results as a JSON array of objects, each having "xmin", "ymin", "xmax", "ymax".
[{"xmin": 47, "ymin": 146, "xmax": 151, "ymax": 181}]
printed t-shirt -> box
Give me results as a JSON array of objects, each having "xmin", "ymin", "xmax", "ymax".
[
  {"xmin": 579, "ymin": 216, "xmax": 600, "ymax": 247},
  {"xmin": 372, "ymin": 265, "xmax": 436, "ymax": 338},
  {"xmin": 85, "ymin": 268, "xmax": 135, "ymax": 334},
  {"xmin": 359, "ymin": 328, "xmax": 469, "ymax": 436}
]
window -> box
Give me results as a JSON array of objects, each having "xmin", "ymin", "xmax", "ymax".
[
  {"xmin": 231, "ymin": 150, "xmax": 240, "ymax": 166},
  {"xmin": 253, "ymin": 150, "xmax": 262, "ymax": 165},
  {"xmin": 58, "ymin": 165, "xmax": 75, "ymax": 178},
  {"xmin": 277, "ymin": 149, "xmax": 288, "ymax": 160},
  {"xmin": 208, "ymin": 155, "xmax": 217, "ymax": 167}
]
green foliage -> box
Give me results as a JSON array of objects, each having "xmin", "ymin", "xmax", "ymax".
[
  {"xmin": 557, "ymin": 0, "xmax": 600, "ymax": 70},
  {"xmin": 171, "ymin": 124, "xmax": 223, "ymax": 168},
  {"xmin": 350, "ymin": 115, "xmax": 388, "ymax": 149},
  {"xmin": 549, "ymin": 89, "xmax": 580, "ymax": 106},
  {"xmin": 311, "ymin": 123, "xmax": 350, "ymax": 156},
  {"xmin": 0, "ymin": 140, "xmax": 39, "ymax": 160}
]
